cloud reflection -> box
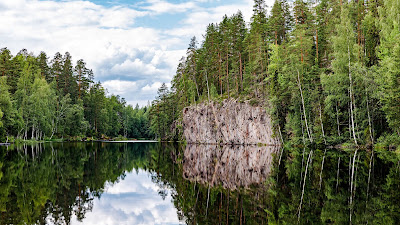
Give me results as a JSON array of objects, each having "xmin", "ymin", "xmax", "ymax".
[{"xmin": 70, "ymin": 169, "xmax": 183, "ymax": 225}]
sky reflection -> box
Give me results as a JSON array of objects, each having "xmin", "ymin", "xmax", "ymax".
[{"xmin": 69, "ymin": 169, "xmax": 183, "ymax": 225}]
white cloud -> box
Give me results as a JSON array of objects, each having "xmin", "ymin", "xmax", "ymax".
[
  {"xmin": 142, "ymin": 0, "xmax": 197, "ymax": 14},
  {"xmin": 102, "ymin": 80, "xmax": 137, "ymax": 96},
  {"xmin": 165, "ymin": 0, "xmax": 254, "ymax": 42},
  {"xmin": 111, "ymin": 58, "xmax": 160, "ymax": 76},
  {"xmin": 0, "ymin": 0, "xmax": 264, "ymax": 106},
  {"xmin": 69, "ymin": 170, "xmax": 183, "ymax": 225},
  {"xmin": 142, "ymin": 82, "xmax": 163, "ymax": 92},
  {"xmin": 105, "ymin": 170, "xmax": 159, "ymax": 194}
]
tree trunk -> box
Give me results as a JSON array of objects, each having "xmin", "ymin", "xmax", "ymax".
[
  {"xmin": 336, "ymin": 157, "xmax": 340, "ymax": 192},
  {"xmin": 348, "ymin": 44, "xmax": 358, "ymax": 146},
  {"xmin": 266, "ymin": 37, "xmax": 269, "ymax": 75},
  {"xmin": 349, "ymin": 149, "xmax": 358, "ymax": 224},
  {"xmin": 226, "ymin": 52, "xmax": 230, "ymax": 98},
  {"xmin": 319, "ymin": 103, "xmax": 327, "ymax": 144},
  {"xmin": 319, "ymin": 149, "xmax": 327, "ymax": 190},
  {"xmin": 336, "ymin": 103, "xmax": 341, "ymax": 136},
  {"xmin": 297, "ymin": 70, "xmax": 313, "ymax": 142},
  {"xmin": 78, "ymin": 69, "xmax": 82, "ymax": 99},
  {"xmin": 366, "ymin": 87, "xmax": 374, "ymax": 143},
  {"xmin": 239, "ymin": 53, "xmax": 243, "ymax": 92},
  {"xmin": 300, "ymin": 34, "xmax": 304, "ymax": 63},
  {"xmin": 205, "ymin": 70, "xmax": 210, "ymax": 102},
  {"xmin": 316, "ymin": 28, "xmax": 319, "ymax": 64},
  {"xmin": 32, "ymin": 124, "xmax": 35, "ymax": 140},
  {"xmin": 298, "ymin": 150, "xmax": 313, "ymax": 221},
  {"xmin": 366, "ymin": 150, "xmax": 374, "ymax": 204},
  {"xmin": 219, "ymin": 52, "xmax": 222, "ymax": 95}
]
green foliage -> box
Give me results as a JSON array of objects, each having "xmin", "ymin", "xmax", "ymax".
[
  {"xmin": 150, "ymin": 83, "xmax": 177, "ymax": 140},
  {"xmin": 156, "ymin": 0, "xmax": 400, "ymax": 147},
  {"xmin": 376, "ymin": 0, "xmax": 400, "ymax": 136},
  {"xmin": 0, "ymin": 48, "xmax": 153, "ymax": 142},
  {"xmin": 0, "ymin": 109, "xmax": 3, "ymax": 128}
]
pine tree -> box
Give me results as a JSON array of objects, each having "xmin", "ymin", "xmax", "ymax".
[
  {"xmin": 0, "ymin": 48, "xmax": 12, "ymax": 77},
  {"xmin": 61, "ymin": 52, "xmax": 78, "ymax": 100},
  {"xmin": 186, "ymin": 37, "xmax": 200, "ymax": 101},
  {"xmin": 230, "ymin": 11, "xmax": 247, "ymax": 94},
  {"xmin": 244, "ymin": 0, "xmax": 268, "ymax": 97},
  {"xmin": 200, "ymin": 23, "xmax": 222, "ymax": 95},
  {"xmin": 75, "ymin": 59, "xmax": 89, "ymax": 100},
  {"xmin": 51, "ymin": 52, "xmax": 63, "ymax": 93},
  {"xmin": 37, "ymin": 51, "xmax": 51, "ymax": 82},
  {"xmin": 268, "ymin": 0, "xmax": 291, "ymax": 45}
]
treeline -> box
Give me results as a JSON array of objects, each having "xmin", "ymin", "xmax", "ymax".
[
  {"xmin": 0, "ymin": 49, "xmax": 153, "ymax": 142},
  {"xmin": 152, "ymin": 0, "xmax": 400, "ymax": 146}
]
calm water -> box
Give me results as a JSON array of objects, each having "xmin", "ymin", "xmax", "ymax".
[{"xmin": 1, "ymin": 142, "xmax": 400, "ymax": 224}]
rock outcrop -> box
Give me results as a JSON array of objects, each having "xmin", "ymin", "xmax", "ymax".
[
  {"xmin": 183, "ymin": 144, "xmax": 279, "ymax": 189},
  {"xmin": 182, "ymin": 99, "xmax": 280, "ymax": 145}
]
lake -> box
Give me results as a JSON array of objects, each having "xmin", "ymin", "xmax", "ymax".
[{"xmin": 1, "ymin": 142, "xmax": 400, "ymax": 224}]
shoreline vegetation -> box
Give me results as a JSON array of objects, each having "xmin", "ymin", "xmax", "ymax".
[
  {"xmin": 0, "ymin": 137, "xmax": 157, "ymax": 145},
  {"xmin": 0, "ymin": 49, "xmax": 156, "ymax": 143},
  {"xmin": 149, "ymin": 0, "xmax": 400, "ymax": 150}
]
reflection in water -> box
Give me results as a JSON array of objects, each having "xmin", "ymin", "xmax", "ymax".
[
  {"xmin": 1, "ymin": 143, "xmax": 400, "ymax": 224},
  {"xmin": 68, "ymin": 169, "xmax": 181, "ymax": 225},
  {"xmin": 0, "ymin": 142, "xmax": 182, "ymax": 225},
  {"xmin": 183, "ymin": 144, "xmax": 279, "ymax": 189}
]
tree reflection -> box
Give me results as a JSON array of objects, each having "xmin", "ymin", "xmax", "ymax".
[
  {"xmin": 0, "ymin": 142, "xmax": 159, "ymax": 224},
  {"xmin": 1, "ymin": 143, "xmax": 400, "ymax": 224}
]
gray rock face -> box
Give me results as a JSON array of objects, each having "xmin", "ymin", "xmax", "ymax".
[
  {"xmin": 183, "ymin": 144, "xmax": 279, "ymax": 189},
  {"xmin": 182, "ymin": 99, "xmax": 280, "ymax": 145}
]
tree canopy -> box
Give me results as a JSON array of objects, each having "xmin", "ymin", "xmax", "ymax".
[{"xmin": 151, "ymin": 0, "xmax": 400, "ymax": 147}]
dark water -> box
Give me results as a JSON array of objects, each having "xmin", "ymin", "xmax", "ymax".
[{"xmin": 1, "ymin": 142, "xmax": 400, "ymax": 224}]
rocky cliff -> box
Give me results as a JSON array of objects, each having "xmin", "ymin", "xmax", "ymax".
[
  {"xmin": 182, "ymin": 99, "xmax": 280, "ymax": 145},
  {"xmin": 183, "ymin": 144, "xmax": 279, "ymax": 189}
]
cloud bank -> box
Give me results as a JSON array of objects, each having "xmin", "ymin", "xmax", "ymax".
[{"xmin": 0, "ymin": 0, "xmax": 276, "ymax": 106}]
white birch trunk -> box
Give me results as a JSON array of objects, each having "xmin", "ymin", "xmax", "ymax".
[
  {"xmin": 348, "ymin": 44, "xmax": 357, "ymax": 146},
  {"xmin": 297, "ymin": 69, "xmax": 313, "ymax": 142}
]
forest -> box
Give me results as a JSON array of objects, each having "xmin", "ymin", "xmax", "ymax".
[
  {"xmin": 0, "ymin": 49, "xmax": 154, "ymax": 142},
  {"xmin": 151, "ymin": 0, "xmax": 400, "ymax": 147}
]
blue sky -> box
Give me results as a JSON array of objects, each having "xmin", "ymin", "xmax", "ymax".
[{"xmin": 0, "ymin": 0, "xmax": 275, "ymax": 106}]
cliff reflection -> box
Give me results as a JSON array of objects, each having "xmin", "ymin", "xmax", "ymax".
[
  {"xmin": 183, "ymin": 144, "xmax": 279, "ymax": 189},
  {"xmin": 3, "ymin": 142, "xmax": 400, "ymax": 224}
]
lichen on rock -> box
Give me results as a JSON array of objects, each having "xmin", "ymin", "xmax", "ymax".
[{"xmin": 182, "ymin": 99, "xmax": 280, "ymax": 145}]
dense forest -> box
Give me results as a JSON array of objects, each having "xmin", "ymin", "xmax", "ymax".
[
  {"xmin": 0, "ymin": 49, "xmax": 153, "ymax": 142},
  {"xmin": 152, "ymin": 0, "xmax": 400, "ymax": 147}
]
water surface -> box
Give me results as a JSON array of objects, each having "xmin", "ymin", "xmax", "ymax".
[{"xmin": 1, "ymin": 142, "xmax": 400, "ymax": 224}]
